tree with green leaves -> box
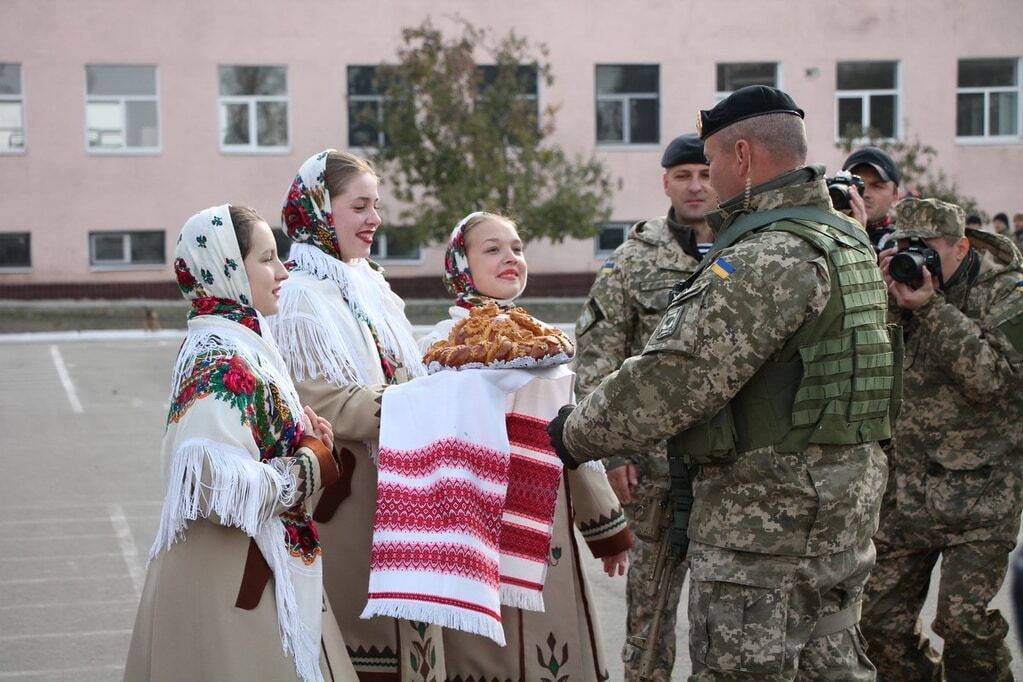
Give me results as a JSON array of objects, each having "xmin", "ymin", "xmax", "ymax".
[
  {"xmin": 367, "ymin": 20, "xmax": 613, "ymax": 245},
  {"xmin": 837, "ymin": 128, "xmax": 985, "ymax": 219}
]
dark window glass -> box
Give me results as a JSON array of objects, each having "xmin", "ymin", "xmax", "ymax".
[
  {"xmin": 957, "ymin": 92, "xmax": 985, "ymax": 136},
  {"xmin": 596, "ymin": 100, "xmax": 624, "ymax": 142},
  {"xmin": 716, "ymin": 63, "xmax": 777, "ymax": 92},
  {"xmin": 596, "ymin": 65, "xmax": 659, "ymax": 95},
  {"xmin": 218, "ymin": 66, "xmax": 286, "ymax": 96},
  {"xmin": 86, "ymin": 65, "xmax": 156, "ymax": 96},
  {"xmin": 597, "ymin": 223, "xmax": 629, "ymax": 253},
  {"xmin": 958, "ymin": 59, "xmax": 1017, "ymax": 88},
  {"xmin": 349, "ymin": 100, "xmax": 382, "ymax": 147},
  {"xmin": 93, "ymin": 234, "xmax": 125, "ymax": 262},
  {"xmin": 272, "ymin": 228, "xmax": 291, "ymax": 261},
  {"xmin": 348, "ymin": 65, "xmax": 380, "ymax": 95},
  {"xmin": 130, "ymin": 231, "xmax": 165, "ymax": 264},
  {"xmin": 990, "ymin": 91, "xmax": 1019, "ymax": 136},
  {"xmin": 478, "ymin": 65, "xmax": 538, "ymax": 95},
  {"xmin": 256, "ymin": 101, "xmax": 288, "ymax": 146},
  {"xmin": 0, "ymin": 63, "xmax": 21, "ymax": 95},
  {"xmin": 837, "ymin": 97, "xmax": 863, "ymax": 137},
  {"xmin": 869, "ymin": 94, "xmax": 896, "ymax": 137},
  {"xmin": 221, "ymin": 102, "xmax": 249, "ymax": 145},
  {"xmin": 0, "ymin": 232, "xmax": 30, "ymax": 267},
  {"xmin": 837, "ymin": 61, "xmax": 897, "ymax": 90},
  {"xmin": 630, "ymin": 98, "xmax": 659, "ymax": 144}
]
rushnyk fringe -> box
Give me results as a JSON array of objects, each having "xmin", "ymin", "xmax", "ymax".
[
  {"xmin": 361, "ymin": 595, "xmax": 506, "ymax": 647},
  {"xmin": 286, "ymin": 243, "xmax": 426, "ymax": 380},
  {"xmin": 150, "ymin": 439, "xmax": 322, "ymax": 682}
]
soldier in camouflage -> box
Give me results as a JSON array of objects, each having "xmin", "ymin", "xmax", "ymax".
[
  {"xmin": 548, "ymin": 85, "xmax": 899, "ymax": 680},
  {"xmin": 574, "ymin": 133, "xmax": 715, "ymax": 682},
  {"xmin": 861, "ymin": 198, "xmax": 1023, "ymax": 681}
]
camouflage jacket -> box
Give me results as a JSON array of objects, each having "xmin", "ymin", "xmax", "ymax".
[
  {"xmin": 881, "ymin": 228, "xmax": 1023, "ymax": 545},
  {"xmin": 574, "ymin": 210, "xmax": 701, "ymax": 475},
  {"xmin": 562, "ymin": 166, "xmax": 888, "ymax": 557}
]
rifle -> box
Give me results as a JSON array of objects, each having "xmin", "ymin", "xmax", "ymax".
[{"xmin": 628, "ymin": 451, "xmax": 696, "ymax": 682}]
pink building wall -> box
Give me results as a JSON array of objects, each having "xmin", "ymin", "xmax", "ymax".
[{"xmin": 1, "ymin": 0, "xmax": 1021, "ymax": 291}]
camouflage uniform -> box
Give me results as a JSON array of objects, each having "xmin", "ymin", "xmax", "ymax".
[
  {"xmin": 575, "ymin": 209, "xmax": 701, "ymax": 681},
  {"xmin": 560, "ymin": 166, "xmax": 889, "ymax": 680},
  {"xmin": 860, "ymin": 200, "xmax": 1023, "ymax": 682}
]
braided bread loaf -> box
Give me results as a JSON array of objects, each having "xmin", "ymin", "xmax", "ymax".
[{"xmin": 423, "ymin": 302, "xmax": 575, "ymax": 368}]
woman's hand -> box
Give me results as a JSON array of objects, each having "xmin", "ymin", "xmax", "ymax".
[
  {"xmin": 602, "ymin": 550, "xmax": 628, "ymax": 577},
  {"xmin": 303, "ymin": 405, "xmax": 334, "ymax": 450}
]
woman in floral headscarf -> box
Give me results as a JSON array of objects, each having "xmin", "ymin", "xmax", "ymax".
[
  {"xmin": 124, "ymin": 205, "xmax": 357, "ymax": 682},
  {"xmin": 418, "ymin": 212, "xmax": 632, "ymax": 682},
  {"xmin": 268, "ymin": 150, "xmax": 442, "ymax": 681}
]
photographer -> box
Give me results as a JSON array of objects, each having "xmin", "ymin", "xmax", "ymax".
[
  {"xmin": 861, "ymin": 198, "xmax": 1023, "ymax": 680},
  {"xmin": 842, "ymin": 147, "xmax": 901, "ymax": 249}
]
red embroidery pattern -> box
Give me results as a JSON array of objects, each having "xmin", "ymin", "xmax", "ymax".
[
  {"xmin": 375, "ymin": 481, "xmax": 504, "ymax": 542},
  {"xmin": 370, "ymin": 543, "xmax": 500, "ymax": 588},
  {"xmin": 379, "ymin": 439, "xmax": 507, "ymax": 482}
]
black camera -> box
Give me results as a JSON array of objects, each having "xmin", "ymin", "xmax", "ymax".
[
  {"xmin": 889, "ymin": 239, "xmax": 942, "ymax": 284},
  {"xmin": 826, "ymin": 171, "xmax": 866, "ymax": 211}
]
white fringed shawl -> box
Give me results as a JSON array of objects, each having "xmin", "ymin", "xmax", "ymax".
[
  {"xmin": 151, "ymin": 316, "xmax": 323, "ymax": 682},
  {"xmin": 271, "ymin": 243, "xmax": 426, "ymax": 386}
]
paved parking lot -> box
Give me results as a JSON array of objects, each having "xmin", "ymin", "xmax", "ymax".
[{"xmin": 0, "ymin": 334, "xmax": 1020, "ymax": 680}]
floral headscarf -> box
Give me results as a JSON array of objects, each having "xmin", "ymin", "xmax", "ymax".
[
  {"xmin": 443, "ymin": 211, "xmax": 524, "ymax": 310},
  {"xmin": 282, "ymin": 150, "xmax": 340, "ymax": 259},
  {"xmin": 173, "ymin": 205, "xmax": 260, "ymax": 334}
]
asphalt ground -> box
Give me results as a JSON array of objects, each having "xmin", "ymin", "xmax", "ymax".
[{"xmin": 1, "ymin": 335, "xmax": 1021, "ymax": 680}]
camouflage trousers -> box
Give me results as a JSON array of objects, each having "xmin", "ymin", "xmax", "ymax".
[
  {"xmin": 622, "ymin": 531, "xmax": 687, "ymax": 682},
  {"xmin": 687, "ymin": 539, "xmax": 876, "ymax": 681},
  {"xmin": 861, "ymin": 539, "xmax": 1016, "ymax": 682}
]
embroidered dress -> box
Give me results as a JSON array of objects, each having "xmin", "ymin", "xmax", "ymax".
[
  {"xmin": 124, "ymin": 206, "xmax": 356, "ymax": 682},
  {"xmin": 268, "ymin": 151, "xmax": 442, "ymax": 682}
]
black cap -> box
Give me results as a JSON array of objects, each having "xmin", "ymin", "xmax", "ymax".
[
  {"xmin": 661, "ymin": 134, "xmax": 705, "ymax": 168},
  {"xmin": 842, "ymin": 147, "xmax": 901, "ymax": 186},
  {"xmin": 698, "ymin": 85, "xmax": 804, "ymax": 140}
]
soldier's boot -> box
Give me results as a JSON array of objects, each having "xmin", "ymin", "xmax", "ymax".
[{"xmin": 937, "ymin": 612, "xmax": 1013, "ymax": 682}]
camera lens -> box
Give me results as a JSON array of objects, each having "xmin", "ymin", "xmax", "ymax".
[
  {"xmin": 890, "ymin": 251, "xmax": 926, "ymax": 284},
  {"xmin": 829, "ymin": 186, "xmax": 851, "ymax": 211}
]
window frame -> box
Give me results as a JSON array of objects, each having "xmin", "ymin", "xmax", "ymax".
[
  {"xmin": 594, "ymin": 221, "xmax": 633, "ymax": 256},
  {"xmin": 217, "ymin": 65, "xmax": 291, "ymax": 155},
  {"xmin": 595, "ymin": 64, "xmax": 660, "ymax": 148},
  {"xmin": 88, "ymin": 230, "xmax": 167, "ymax": 270},
  {"xmin": 0, "ymin": 63, "xmax": 26, "ymax": 154},
  {"xmin": 834, "ymin": 60, "xmax": 901, "ymax": 143},
  {"xmin": 0, "ymin": 232, "xmax": 31, "ymax": 271},
  {"xmin": 347, "ymin": 65, "xmax": 388, "ymax": 150},
  {"xmin": 955, "ymin": 57, "xmax": 1022, "ymax": 145},
  {"xmin": 714, "ymin": 62, "xmax": 782, "ymax": 102},
  {"xmin": 84, "ymin": 64, "xmax": 161, "ymax": 155},
  {"xmin": 369, "ymin": 230, "xmax": 423, "ymax": 264}
]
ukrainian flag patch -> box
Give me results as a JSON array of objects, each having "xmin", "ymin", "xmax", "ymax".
[
  {"xmin": 710, "ymin": 258, "xmax": 736, "ymax": 280},
  {"xmin": 600, "ymin": 260, "xmax": 616, "ymax": 274}
]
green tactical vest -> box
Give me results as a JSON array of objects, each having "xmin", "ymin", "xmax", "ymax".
[{"xmin": 669, "ymin": 208, "xmax": 904, "ymax": 464}]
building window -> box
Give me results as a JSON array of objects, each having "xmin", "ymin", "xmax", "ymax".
[
  {"xmin": 369, "ymin": 229, "xmax": 421, "ymax": 262},
  {"xmin": 218, "ymin": 65, "xmax": 288, "ymax": 152},
  {"xmin": 836, "ymin": 61, "xmax": 899, "ymax": 139},
  {"xmin": 0, "ymin": 232, "xmax": 31, "ymax": 269},
  {"xmin": 348, "ymin": 65, "xmax": 387, "ymax": 148},
  {"xmin": 85, "ymin": 65, "xmax": 159, "ymax": 151},
  {"xmin": 595, "ymin": 65, "xmax": 659, "ymax": 145},
  {"xmin": 89, "ymin": 230, "xmax": 165, "ymax": 267},
  {"xmin": 272, "ymin": 228, "xmax": 292, "ymax": 261},
  {"xmin": 0, "ymin": 64, "xmax": 25, "ymax": 152},
  {"xmin": 957, "ymin": 58, "xmax": 1020, "ymax": 140},
  {"xmin": 716, "ymin": 62, "xmax": 779, "ymax": 100},
  {"xmin": 595, "ymin": 222, "xmax": 632, "ymax": 255}
]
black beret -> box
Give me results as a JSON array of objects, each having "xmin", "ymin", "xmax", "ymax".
[
  {"xmin": 661, "ymin": 134, "xmax": 706, "ymax": 168},
  {"xmin": 698, "ymin": 85, "xmax": 805, "ymax": 140}
]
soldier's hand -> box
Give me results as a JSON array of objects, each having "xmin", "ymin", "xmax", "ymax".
[
  {"xmin": 878, "ymin": 246, "xmax": 898, "ymax": 277},
  {"xmin": 602, "ymin": 550, "xmax": 628, "ymax": 577},
  {"xmin": 607, "ymin": 463, "xmax": 639, "ymax": 504},
  {"xmin": 887, "ymin": 265, "xmax": 936, "ymax": 310}
]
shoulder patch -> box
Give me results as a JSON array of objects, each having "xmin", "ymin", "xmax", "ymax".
[
  {"xmin": 709, "ymin": 257, "xmax": 736, "ymax": 280},
  {"xmin": 600, "ymin": 259, "xmax": 616, "ymax": 274}
]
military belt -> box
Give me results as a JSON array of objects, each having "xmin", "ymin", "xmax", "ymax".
[{"xmin": 809, "ymin": 601, "xmax": 862, "ymax": 639}]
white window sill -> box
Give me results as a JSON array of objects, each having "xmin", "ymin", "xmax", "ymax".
[
  {"xmin": 0, "ymin": 148, "xmax": 27, "ymax": 155},
  {"xmin": 89, "ymin": 263, "xmax": 167, "ymax": 272},
  {"xmin": 0, "ymin": 266, "xmax": 32, "ymax": 273},
  {"xmin": 596, "ymin": 143, "xmax": 662, "ymax": 152},
  {"xmin": 218, "ymin": 147, "xmax": 291, "ymax": 156},
  {"xmin": 954, "ymin": 136, "xmax": 1021, "ymax": 146},
  {"xmin": 87, "ymin": 148, "xmax": 162, "ymax": 156}
]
